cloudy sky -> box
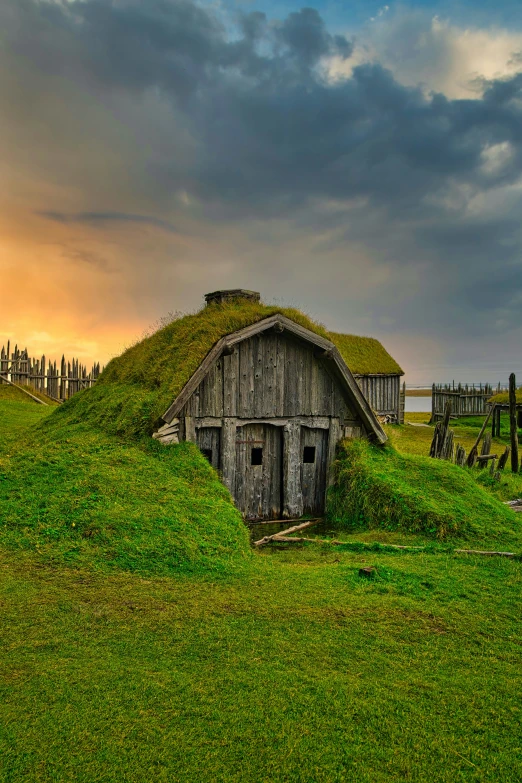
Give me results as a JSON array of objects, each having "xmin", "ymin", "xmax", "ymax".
[{"xmin": 2, "ymin": 0, "xmax": 522, "ymax": 383}]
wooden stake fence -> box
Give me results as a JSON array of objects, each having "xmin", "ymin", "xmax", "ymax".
[
  {"xmin": 0, "ymin": 341, "xmax": 101, "ymax": 402},
  {"xmin": 431, "ymin": 382, "xmax": 505, "ymax": 421},
  {"xmin": 430, "ymin": 400, "xmax": 511, "ymax": 479}
]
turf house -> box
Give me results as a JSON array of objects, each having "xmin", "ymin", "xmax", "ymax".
[{"xmin": 150, "ymin": 290, "xmax": 403, "ymax": 521}]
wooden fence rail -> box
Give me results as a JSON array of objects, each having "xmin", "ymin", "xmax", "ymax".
[
  {"xmin": 431, "ymin": 382, "xmax": 506, "ymax": 421},
  {"xmin": 0, "ymin": 341, "xmax": 102, "ymax": 401}
]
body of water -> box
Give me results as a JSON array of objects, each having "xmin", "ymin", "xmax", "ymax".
[{"xmin": 405, "ymin": 396, "xmax": 431, "ymax": 413}]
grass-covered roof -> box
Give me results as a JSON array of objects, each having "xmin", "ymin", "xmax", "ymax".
[
  {"xmin": 328, "ymin": 332, "xmax": 402, "ymax": 376},
  {"xmin": 54, "ymin": 299, "xmax": 402, "ymax": 439},
  {"xmin": 489, "ymin": 390, "xmax": 522, "ymax": 405}
]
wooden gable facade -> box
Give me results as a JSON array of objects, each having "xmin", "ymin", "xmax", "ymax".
[{"xmin": 154, "ymin": 307, "xmax": 386, "ymax": 521}]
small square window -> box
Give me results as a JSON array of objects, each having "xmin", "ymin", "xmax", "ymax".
[
  {"xmin": 201, "ymin": 448, "xmax": 213, "ymax": 464},
  {"xmin": 251, "ymin": 447, "xmax": 263, "ymax": 465},
  {"xmin": 303, "ymin": 446, "xmax": 316, "ymax": 463}
]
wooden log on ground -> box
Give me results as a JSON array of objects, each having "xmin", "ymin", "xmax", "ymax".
[
  {"xmin": 509, "ymin": 373, "xmax": 519, "ymax": 473},
  {"xmin": 261, "ymin": 537, "xmax": 518, "ymax": 558},
  {"xmin": 253, "ymin": 520, "xmax": 319, "ymax": 547},
  {"xmin": 454, "ymin": 549, "xmax": 517, "ymax": 558}
]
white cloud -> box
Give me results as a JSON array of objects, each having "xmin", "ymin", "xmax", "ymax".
[
  {"xmin": 480, "ymin": 142, "xmax": 516, "ymax": 176},
  {"xmin": 328, "ymin": 8, "xmax": 522, "ymax": 99}
]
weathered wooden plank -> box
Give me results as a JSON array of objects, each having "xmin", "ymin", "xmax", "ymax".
[
  {"xmin": 283, "ymin": 420, "xmax": 303, "ymax": 519},
  {"xmin": 196, "ymin": 427, "xmax": 221, "ymax": 470},
  {"xmin": 221, "ymin": 418, "xmax": 237, "ymax": 494},
  {"xmin": 253, "ymin": 335, "xmax": 265, "ymax": 418},
  {"xmin": 222, "ymin": 348, "xmax": 238, "ymax": 417},
  {"xmin": 226, "ymin": 315, "xmax": 282, "ymax": 347},
  {"xmin": 283, "ymin": 338, "xmax": 298, "ymax": 417},
  {"xmin": 238, "ymin": 337, "xmax": 255, "ymax": 418},
  {"xmin": 154, "ymin": 419, "xmax": 180, "ymax": 435},
  {"xmin": 327, "ymin": 417, "xmax": 341, "ymax": 486},
  {"xmin": 234, "ymin": 422, "xmax": 283, "ymax": 520},
  {"xmin": 344, "ymin": 424, "xmax": 362, "ymax": 439},
  {"xmin": 198, "ymin": 359, "xmax": 222, "ymax": 417},
  {"xmin": 300, "ymin": 426, "xmax": 328, "ymax": 515},
  {"xmin": 194, "ymin": 416, "xmax": 330, "ymax": 428},
  {"xmin": 274, "ymin": 334, "xmax": 285, "ymax": 416},
  {"xmin": 184, "ymin": 416, "xmax": 196, "ymax": 443}
]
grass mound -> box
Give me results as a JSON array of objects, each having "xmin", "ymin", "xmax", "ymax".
[
  {"xmin": 50, "ymin": 299, "xmax": 401, "ymax": 440},
  {"xmin": 0, "ymin": 401, "xmax": 250, "ymax": 576},
  {"xmin": 327, "ymin": 439, "xmax": 519, "ymax": 543}
]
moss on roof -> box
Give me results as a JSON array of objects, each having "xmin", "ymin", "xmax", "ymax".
[
  {"xmin": 489, "ymin": 391, "xmax": 522, "ymax": 405},
  {"xmin": 328, "ymin": 332, "xmax": 403, "ymax": 376},
  {"xmin": 51, "ymin": 299, "xmax": 402, "ymax": 440}
]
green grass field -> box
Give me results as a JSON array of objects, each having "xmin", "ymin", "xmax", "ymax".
[{"xmin": 1, "ymin": 398, "xmax": 522, "ymax": 782}]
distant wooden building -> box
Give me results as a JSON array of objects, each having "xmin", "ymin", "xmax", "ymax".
[
  {"xmin": 154, "ymin": 290, "xmax": 402, "ymax": 521},
  {"xmin": 328, "ymin": 333, "xmax": 404, "ymax": 424}
]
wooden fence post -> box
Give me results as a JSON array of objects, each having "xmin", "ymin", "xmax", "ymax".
[
  {"xmin": 399, "ymin": 381, "xmax": 405, "ymax": 424},
  {"xmin": 509, "ymin": 373, "xmax": 519, "ymax": 473}
]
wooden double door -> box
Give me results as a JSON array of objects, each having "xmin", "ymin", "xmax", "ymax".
[
  {"xmin": 197, "ymin": 422, "xmax": 329, "ymax": 521},
  {"xmin": 300, "ymin": 426, "xmax": 328, "ymax": 517},
  {"xmin": 235, "ymin": 423, "xmax": 283, "ymax": 521}
]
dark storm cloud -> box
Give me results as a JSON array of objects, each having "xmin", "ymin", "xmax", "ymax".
[
  {"xmin": 3, "ymin": 0, "xmax": 522, "ymax": 344},
  {"xmin": 38, "ymin": 210, "xmax": 180, "ymax": 233},
  {"xmin": 5, "ymin": 1, "xmax": 352, "ymax": 97},
  {"xmin": 5, "ymin": 0, "xmax": 521, "ymax": 213}
]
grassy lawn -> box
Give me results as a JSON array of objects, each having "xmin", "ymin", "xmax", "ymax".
[
  {"xmin": 2, "ymin": 546, "xmax": 522, "ymax": 783},
  {"xmin": 1, "ymin": 400, "xmax": 522, "ymax": 782}
]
